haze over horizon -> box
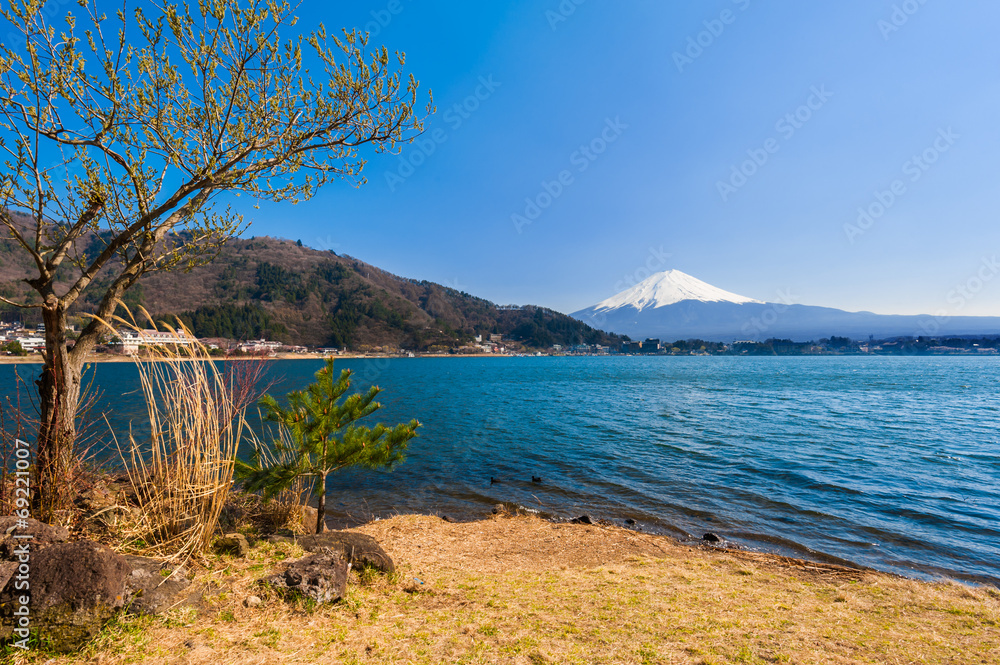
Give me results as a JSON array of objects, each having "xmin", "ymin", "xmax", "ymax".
[{"xmin": 235, "ymin": 1, "xmax": 1000, "ymax": 319}]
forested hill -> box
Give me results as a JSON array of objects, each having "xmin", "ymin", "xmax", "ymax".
[{"xmin": 0, "ymin": 228, "xmax": 622, "ymax": 351}]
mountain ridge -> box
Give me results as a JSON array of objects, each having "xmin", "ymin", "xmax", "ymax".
[
  {"xmin": 572, "ymin": 270, "xmax": 1000, "ymax": 342},
  {"xmin": 0, "ymin": 230, "xmax": 623, "ymax": 351}
]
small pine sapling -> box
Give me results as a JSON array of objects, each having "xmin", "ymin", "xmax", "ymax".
[{"xmin": 238, "ymin": 359, "xmax": 420, "ymax": 534}]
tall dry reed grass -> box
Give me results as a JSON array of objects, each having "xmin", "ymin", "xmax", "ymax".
[{"xmin": 101, "ymin": 307, "xmax": 265, "ymax": 560}]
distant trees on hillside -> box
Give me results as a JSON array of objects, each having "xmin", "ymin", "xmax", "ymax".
[
  {"xmin": 255, "ymin": 262, "xmax": 311, "ymax": 303},
  {"xmin": 504, "ymin": 306, "xmax": 617, "ymax": 348},
  {"xmin": 177, "ymin": 304, "xmax": 287, "ymax": 342}
]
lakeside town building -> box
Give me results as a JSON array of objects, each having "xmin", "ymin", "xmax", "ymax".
[
  {"xmin": 110, "ymin": 328, "xmax": 195, "ymax": 355},
  {"xmin": 236, "ymin": 339, "xmax": 284, "ymax": 354}
]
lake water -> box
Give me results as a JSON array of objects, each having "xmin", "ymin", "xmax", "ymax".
[{"xmin": 3, "ymin": 356, "xmax": 999, "ymax": 586}]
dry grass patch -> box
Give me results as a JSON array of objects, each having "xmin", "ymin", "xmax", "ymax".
[{"xmin": 7, "ymin": 514, "xmax": 999, "ymax": 664}]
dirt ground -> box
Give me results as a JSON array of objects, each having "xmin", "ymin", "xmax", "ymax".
[{"xmin": 8, "ymin": 513, "xmax": 1000, "ymax": 665}]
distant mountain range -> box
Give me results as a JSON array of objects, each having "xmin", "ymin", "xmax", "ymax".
[
  {"xmin": 0, "ymin": 229, "xmax": 622, "ymax": 351},
  {"xmin": 571, "ymin": 270, "xmax": 1000, "ymax": 342},
  {"xmin": 7, "ymin": 215, "xmax": 999, "ymax": 349}
]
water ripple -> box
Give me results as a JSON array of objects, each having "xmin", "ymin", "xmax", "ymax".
[{"xmin": 3, "ymin": 355, "xmax": 998, "ymax": 586}]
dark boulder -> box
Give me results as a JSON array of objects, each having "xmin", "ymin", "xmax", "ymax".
[
  {"xmin": 122, "ymin": 555, "xmax": 196, "ymax": 616},
  {"xmin": 702, "ymin": 532, "xmax": 722, "ymax": 543},
  {"xmin": 265, "ymin": 552, "xmax": 349, "ymax": 604},
  {"xmin": 571, "ymin": 515, "xmax": 594, "ymax": 525},
  {"xmin": 0, "ymin": 517, "xmax": 70, "ymax": 559},
  {"xmin": 0, "ymin": 540, "xmax": 129, "ymax": 652},
  {"xmin": 296, "ymin": 531, "xmax": 394, "ymax": 574},
  {"xmin": 0, "ymin": 518, "xmax": 73, "ymax": 604}
]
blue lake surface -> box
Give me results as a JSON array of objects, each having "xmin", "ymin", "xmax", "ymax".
[{"xmin": 3, "ymin": 355, "xmax": 999, "ymax": 586}]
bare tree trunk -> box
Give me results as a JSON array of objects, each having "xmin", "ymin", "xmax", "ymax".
[
  {"xmin": 316, "ymin": 471, "xmax": 327, "ymax": 534},
  {"xmin": 34, "ymin": 302, "xmax": 83, "ymax": 520}
]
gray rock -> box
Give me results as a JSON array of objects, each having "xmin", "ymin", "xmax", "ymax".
[
  {"xmin": 295, "ymin": 531, "xmax": 394, "ymax": 574},
  {"xmin": 263, "ymin": 534, "xmax": 295, "ymax": 545},
  {"xmin": 214, "ymin": 532, "xmax": 250, "ymax": 557},
  {"xmin": 245, "ymin": 595, "xmax": 262, "ymax": 607},
  {"xmin": 0, "ymin": 540, "xmax": 129, "ymax": 652},
  {"xmin": 75, "ymin": 484, "xmax": 116, "ymax": 512},
  {"xmin": 122, "ymin": 555, "xmax": 195, "ymax": 616},
  {"xmin": 266, "ymin": 552, "xmax": 349, "ymax": 603},
  {"xmin": 0, "ymin": 517, "xmax": 70, "ymax": 560}
]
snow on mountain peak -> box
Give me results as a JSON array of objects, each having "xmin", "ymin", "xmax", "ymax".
[{"xmin": 591, "ymin": 269, "xmax": 763, "ymax": 312}]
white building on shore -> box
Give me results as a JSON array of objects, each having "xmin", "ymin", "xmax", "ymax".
[
  {"xmin": 17, "ymin": 335, "xmax": 46, "ymax": 351},
  {"xmin": 111, "ymin": 329, "xmax": 195, "ymax": 355},
  {"xmin": 237, "ymin": 339, "xmax": 283, "ymax": 355}
]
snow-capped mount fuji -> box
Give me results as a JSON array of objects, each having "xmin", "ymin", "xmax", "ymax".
[
  {"xmin": 589, "ymin": 269, "xmax": 762, "ymax": 312},
  {"xmin": 571, "ymin": 269, "xmax": 1000, "ymax": 342}
]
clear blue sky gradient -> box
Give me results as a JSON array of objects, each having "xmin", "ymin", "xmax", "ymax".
[{"xmin": 241, "ymin": 0, "xmax": 1000, "ymax": 317}]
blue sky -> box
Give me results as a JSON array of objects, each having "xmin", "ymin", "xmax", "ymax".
[{"xmin": 243, "ymin": 0, "xmax": 1000, "ymax": 317}]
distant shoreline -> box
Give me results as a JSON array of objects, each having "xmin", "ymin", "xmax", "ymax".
[
  {"xmin": 0, "ymin": 352, "xmax": 515, "ymax": 365},
  {"xmin": 2, "ymin": 351, "xmax": 999, "ymax": 365}
]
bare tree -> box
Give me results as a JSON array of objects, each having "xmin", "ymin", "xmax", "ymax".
[{"xmin": 0, "ymin": 0, "xmax": 429, "ymax": 515}]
